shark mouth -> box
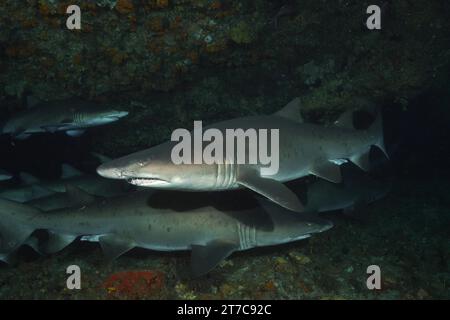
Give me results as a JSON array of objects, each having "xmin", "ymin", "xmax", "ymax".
[{"xmin": 126, "ymin": 177, "xmax": 170, "ymax": 187}]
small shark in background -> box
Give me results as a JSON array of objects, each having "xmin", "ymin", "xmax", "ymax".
[
  {"xmin": 1, "ymin": 185, "xmax": 102, "ymax": 262},
  {"xmin": 0, "ymin": 163, "xmax": 80, "ymax": 202},
  {"xmin": 25, "ymin": 184, "xmax": 101, "ymax": 212},
  {"xmin": 0, "ymin": 169, "xmax": 12, "ymax": 181},
  {"xmin": 19, "ymin": 169, "xmax": 132, "ymax": 198},
  {"xmin": 97, "ymin": 98, "xmax": 387, "ymax": 213},
  {"xmin": 1, "ymin": 98, "xmax": 128, "ymax": 139},
  {"xmin": 0, "ymin": 190, "xmax": 332, "ymax": 276},
  {"xmin": 303, "ymin": 164, "xmax": 392, "ymax": 213},
  {"xmin": 0, "ymin": 163, "xmax": 131, "ymax": 203},
  {"xmin": 0, "ymin": 181, "xmax": 54, "ymax": 203}
]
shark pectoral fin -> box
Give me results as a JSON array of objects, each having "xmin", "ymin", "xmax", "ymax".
[
  {"xmin": 350, "ymin": 151, "xmax": 371, "ymax": 171},
  {"xmin": 190, "ymin": 240, "xmax": 238, "ymax": 277},
  {"xmin": 273, "ymin": 97, "xmax": 304, "ymax": 123},
  {"xmin": 237, "ymin": 169, "xmax": 304, "ymax": 212},
  {"xmin": 66, "ymin": 130, "xmax": 85, "ymax": 137},
  {"xmin": 41, "ymin": 232, "xmax": 77, "ymax": 254},
  {"xmin": 310, "ymin": 162, "xmax": 342, "ymax": 183},
  {"xmin": 66, "ymin": 184, "xmax": 97, "ymax": 207},
  {"xmin": 99, "ymin": 235, "xmax": 135, "ymax": 261}
]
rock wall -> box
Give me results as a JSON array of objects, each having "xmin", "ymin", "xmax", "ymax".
[{"xmin": 1, "ymin": 0, "xmax": 449, "ymax": 153}]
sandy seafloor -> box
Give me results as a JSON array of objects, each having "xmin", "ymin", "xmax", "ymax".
[{"xmin": 0, "ymin": 176, "xmax": 448, "ymax": 300}]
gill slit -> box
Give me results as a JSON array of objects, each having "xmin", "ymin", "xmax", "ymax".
[
  {"xmin": 215, "ymin": 157, "xmax": 238, "ymax": 189},
  {"xmin": 237, "ymin": 222, "xmax": 257, "ymax": 250}
]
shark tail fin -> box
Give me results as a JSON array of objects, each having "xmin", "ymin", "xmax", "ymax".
[
  {"xmin": 368, "ymin": 109, "xmax": 388, "ymax": 159},
  {"xmin": 0, "ymin": 199, "xmax": 40, "ymax": 254}
]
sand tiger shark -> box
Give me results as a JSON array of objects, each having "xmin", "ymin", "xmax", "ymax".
[
  {"xmin": 0, "ymin": 189, "xmax": 332, "ymax": 276},
  {"xmin": 1, "ymin": 99, "xmax": 128, "ymax": 139},
  {"xmin": 19, "ymin": 169, "xmax": 132, "ymax": 198},
  {"xmin": 97, "ymin": 98, "xmax": 387, "ymax": 212},
  {"xmin": 24, "ymin": 184, "xmax": 103, "ymax": 212},
  {"xmin": 0, "ymin": 163, "xmax": 131, "ymax": 203},
  {"xmin": 0, "ymin": 164, "xmax": 84, "ymax": 203}
]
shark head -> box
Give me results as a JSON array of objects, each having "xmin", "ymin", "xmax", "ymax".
[
  {"xmin": 263, "ymin": 214, "xmax": 333, "ymax": 245},
  {"xmin": 256, "ymin": 215, "xmax": 333, "ymax": 247},
  {"xmin": 96, "ymin": 144, "xmax": 216, "ymax": 190},
  {"xmin": 254, "ymin": 200, "xmax": 333, "ymax": 247},
  {"xmin": 79, "ymin": 109, "xmax": 129, "ymax": 127}
]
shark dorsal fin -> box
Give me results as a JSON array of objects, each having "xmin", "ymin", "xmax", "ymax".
[
  {"xmin": 61, "ymin": 164, "xmax": 83, "ymax": 179},
  {"xmin": 333, "ymin": 110, "xmax": 354, "ymax": 129},
  {"xmin": 273, "ymin": 97, "xmax": 304, "ymax": 123},
  {"xmin": 65, "ymin": 184, "xmax": 96, "ymax": 206}
]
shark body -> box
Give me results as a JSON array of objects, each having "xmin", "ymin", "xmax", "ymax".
[
  {"xmin": 0, "ymin": 189, "xmax": 332, "ymax": 276},
  {"xmin": 97, "ymin": 98, "xmax": 387, "ymax": 212},
  {"xmin": 25, "ymin": 184, "xmax": 103, "ymax": 212},
  {"xmin": 303, "ymin": 165, "xmax": 391, "ymax": 213},
  {"xmin": 1, "ymin": 99, "xmax": 128, "ymax": 139}
]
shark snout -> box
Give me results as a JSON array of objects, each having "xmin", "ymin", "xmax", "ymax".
[{"xmin": 96, "ymin": 163, "xmax": 126, "ymax": 179}]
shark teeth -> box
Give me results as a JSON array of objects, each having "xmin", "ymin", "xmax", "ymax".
[{"xmin": 126, "ymin": 177, "xmax": 169, "ymax": 187}]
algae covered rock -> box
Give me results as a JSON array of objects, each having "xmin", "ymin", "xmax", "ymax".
[{"xmin": 229, "ymin": 21, "xmax": 257, "ymax": 44}]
